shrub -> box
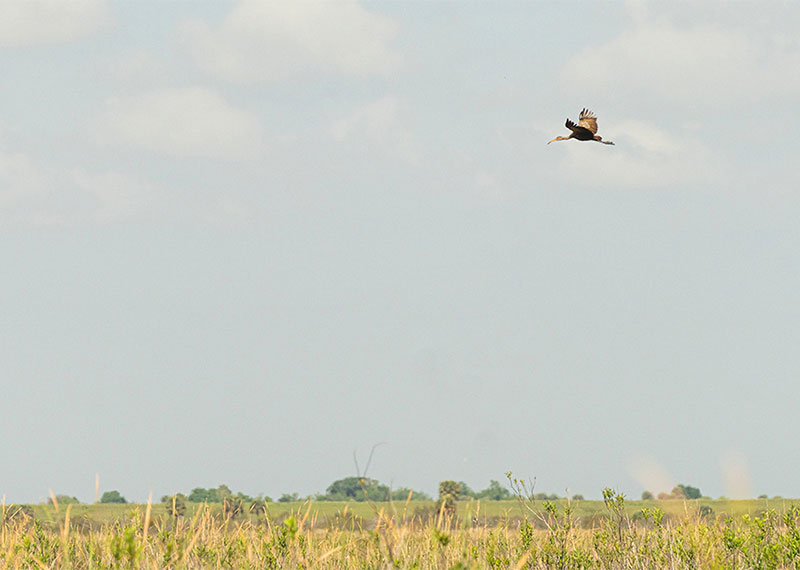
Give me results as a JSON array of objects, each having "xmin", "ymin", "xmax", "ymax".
[
  {"xmin": 458, "ymin": 482, "xmax": 477, "ymax": 500},
  {"xmin": 2, "ymin": 504, "xmax": 33, "ymax": 521},
  {"xmin": 50, "ymin": 495, "xmax": 80, "ymax": 505},
  {"xmin": 222, "ymin": 496, "xmax": 244, "ymax": 518},
  {"xmin": 163, "ymin": 494, "xmax": 187, "ymax": 517},
  {"xmin": 437, "ymin": 481, "xmax": 460, "ymax": 516},
  {"xmin": 278, "ymin": 493, "xmax": 299, "ymax": 503},
  {"xmin": 677, "ymin": 484, "xmax": 702, "ymax": 500},
  {"xmin": 249, "ymin": 500, "xmax": 270, "ymax": 514},
  {"xmin": 99, "ymin": 490, "xmax": 127, "ymax": 504},
  {"xmin": 391, "ymin": 487, "xmax": 431, "ymax": 501},
  {"xmin": 476, "ymin": 480, "xmax": 512, "ymax": 501},
  {"xmin": 187, "ymin": 488, "xmax": 214, "ymax": 502}
]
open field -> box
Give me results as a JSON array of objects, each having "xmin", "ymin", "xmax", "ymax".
[
  {"xmin": 23, "ymin": 497, "xmax": 797, "ymax": 526},
  {"xmin": 3, "ymin": 496, "xmax": 800, "ymax": 569}
]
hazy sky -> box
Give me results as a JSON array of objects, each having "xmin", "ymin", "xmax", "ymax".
[{"xmin": 3, "ymin": 1, "xmax": 800, "ymax": 504}]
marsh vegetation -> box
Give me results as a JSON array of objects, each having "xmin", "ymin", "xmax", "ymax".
[{"xmin": 3, "ymin": 489, "xmax": 800, "ymax": 569}]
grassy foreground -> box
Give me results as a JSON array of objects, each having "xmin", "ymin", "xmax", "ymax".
[{"xmin": 3, "ymin": 497, "xmax": 800, "ymax": 569}]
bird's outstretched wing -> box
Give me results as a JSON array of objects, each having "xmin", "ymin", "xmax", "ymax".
[
  {"xmin": 577, "ymin": 108, "xmax": 598, "ymax": 134},
  {"xmin": 565, "ymin": 118, "xmax": 593, "ymax": 138}
]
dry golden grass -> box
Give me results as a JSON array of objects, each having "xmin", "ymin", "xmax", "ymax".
[{"xmin": 2, "ymin": 498, "xmax": 800, "ymax": 569}]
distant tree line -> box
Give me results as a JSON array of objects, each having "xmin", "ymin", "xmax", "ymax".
[
  {"xmin": 435, "ymin": 480, "xmax": 576, "ymax": 509},
  {"xmin": 44, "ymin": 480, "xmax": 561, "ymax": 508},
  {"xmin": 158, "ymin": 478, "xmax": 527, "ymax": 510},
  {"xmin": 49, "ymin": 494, "xmax": 80, "ymax": 506},
  {"xmin": 43, "ymin": 480, "xmax": 737, "ymax": 507},
  {"xmin": 49, "ymin": 490, "xmax": 129, "ymax": 505},
  {"xmin": 160, "ymin": 484, "xmax": 272, "ymax": 518},
  {"xmin": 457, "ymin": 480, "xmax": 515, "ymax": 501},
  {"xmin": 316, "ymin": 477, "xmax": 430, "ymax": 502},
  {"xmin": 641, "ymin": 484, "xmax": 704, "ymax": 500},
  {"xmin": 179, "ymin": 484, "xmax": 270, "ymax": 505},
  {"xmin": 314, "ymin": 477, "xmax": 545, "ymax": 503}
]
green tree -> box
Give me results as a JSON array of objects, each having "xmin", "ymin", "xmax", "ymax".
[
  {"xmin": 326, "ymin": 477, "xmax": 369, "ymax": 500},
  {"xmin": 437, "ymin": 480, "xmax": 460, "ymax": 516},
  {"xmin": 325, "ymin": 477, "xmax": 391, "ymax": 502},
  {"xmin": 50, "ymin": 495, "xmax": 80, "ymax": 505},
  {"xmin": 215, "ymin": 484, "xmax": 233, "ymax": 503},
  {"xmin": 533, "ymin": 492, "xmax": 561, "ymax": 501},
  {"xmin": 676, "ymin": 484, "xmax": 702, "ymax": 500},
  {"xmin": 641, "ymin": 490, "xmax": 654, "ymax": 500},
  {"xmin": 476, "ymin": 480, "xmax": 512, "ymax": 500},
  {"xmin": 187, "ymin": 487, "xmax": 214, "ymax": 502},
  {"xmin": 391, "ymin": 487, "xmax": 431, "ymax": 501},
  {"xmin": 99, "ymin": 490, "xmax": 127, "ymax": 504},
  {"xmin": 278, "ymin": 492, "xmax": 299, "ymax": 503},
  {"xmin": 458, "ymin": 481, "xmax": 477, "ymax": 500},
  {"xmin": 186, "ymin": 484, "xmax": 237, "ymax": 503},
  {"xmin": 163, "ymin": 494, "xmax": 187, "ymax": 517},
  {"xmin": 678, "ymin": 484, "xmax": 703, "ymax": 499}
]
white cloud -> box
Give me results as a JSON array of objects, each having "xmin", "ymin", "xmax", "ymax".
[
  {"xmin": 180, "ymin": 0, "xmax": 399, "ymax": 83},
  {"xmin": 0, "ymin": 151, "xmax": 44, "ymax": 202},
  {"xmin": 552, "ymin": 120, "xmax": 721, "ymax": 190},
  {"xmin": 200, "ymin": 196, "xmax": 254, "ymax": 229},
  {"xmin": 330, "ymin": 96, "xmax": 418, "ymax": 163},
  {"xmin": 70, "ymin": 169, "xmax": 145, "ymax": 224},
  {"xmin": 108, "ymin": 49, "xmax": 169, "ymax": 85},
  {"xmin": 562, "ymin": 18, "xmax": 800, "ymax": 106},
  {"xmin": 0, "ymin": 150, "xmax": 148, "ymax": 228},
  {"xmin": 0, "ymin": 0, "xmax": 109, "ymax": 47},
  {"xmin": 93, "ymin": 87, "xmax": 262, "ymax": 159}
]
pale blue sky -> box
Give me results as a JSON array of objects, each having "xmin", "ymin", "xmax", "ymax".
[{"xmin": 2, "ymin": 1, "xmax": 800, "ymax": 504}]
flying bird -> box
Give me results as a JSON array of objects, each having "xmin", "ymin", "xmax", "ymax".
[{"xmin": 548, "ymin": 108, "xmax": 614, "ymax": 145}]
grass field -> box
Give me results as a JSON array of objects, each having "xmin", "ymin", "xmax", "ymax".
[
  {"xmin": 24, "ymin": 497, "xmax": 794, "ymax": 526},
  {"xmin": 4, "ymin": 497, "xmax": 800, "ymax": 569}
]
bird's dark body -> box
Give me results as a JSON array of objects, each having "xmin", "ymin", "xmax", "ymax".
[{"xmin": 565, "ymin": 119, "xmax": 594, "ymax": 141}]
